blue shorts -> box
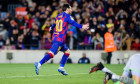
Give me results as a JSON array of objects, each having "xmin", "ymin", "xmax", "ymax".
[{"xmin": 50, "ymin": 42, "xmax": 69, "ymax": 55}]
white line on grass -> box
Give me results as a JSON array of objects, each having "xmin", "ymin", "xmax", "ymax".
[{"xmin": 0, "ymin": 73, "xmax": 88, "ymax": 79}]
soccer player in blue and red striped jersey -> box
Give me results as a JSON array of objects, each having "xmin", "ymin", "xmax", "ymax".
[{"xmin": 34, "ymin": 4, "xmax": 89, "ymax": 75}]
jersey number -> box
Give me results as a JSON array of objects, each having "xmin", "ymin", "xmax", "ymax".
[{"xmin": 56, "ymin": 20, "xmax": 63, "ymax": 32}]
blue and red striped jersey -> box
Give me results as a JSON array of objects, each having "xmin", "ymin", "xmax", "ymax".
[{"xmin": 51, "ymin": 12, "xmax": 83, "ymax": 44}]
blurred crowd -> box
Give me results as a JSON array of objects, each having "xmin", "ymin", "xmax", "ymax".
[{"xmin": 0, "ymin": 0, "xmax": 140, "ymax": 50}]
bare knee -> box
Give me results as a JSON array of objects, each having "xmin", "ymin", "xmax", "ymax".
[
  {"xmin": 64, "ymin": 49, "xmax": 70, "ymax": 57},
  {"xmin": 64, "ymin": 49, "xmax": 70, "ymax": 54}
]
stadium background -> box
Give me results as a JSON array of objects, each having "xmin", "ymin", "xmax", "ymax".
[{"xmin": 0, "ymin": 0, "xmax": 140, "ymax": 84}]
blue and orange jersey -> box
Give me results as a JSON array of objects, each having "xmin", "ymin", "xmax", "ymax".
[{"xmin": 51, "ymin": 12, "xmax": 83, "ymax": 44}]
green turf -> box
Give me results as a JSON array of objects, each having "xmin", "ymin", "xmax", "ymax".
[{"xmin": 0, "ymin": 64, "xmax": 125, "ymax": 84}]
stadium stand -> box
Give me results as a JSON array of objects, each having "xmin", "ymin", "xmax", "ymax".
[{"xmin": 0, "ymin": 0, "xmax": 139, "ymax": 50}]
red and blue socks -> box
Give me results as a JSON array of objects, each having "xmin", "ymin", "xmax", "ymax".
[
  {"xmin": 39, "ymin": 53, "xmax": 53, "ymax": 65},
  {"xmin": 60, "ymin": 53, "xmax": 70, "ymax": 67}
]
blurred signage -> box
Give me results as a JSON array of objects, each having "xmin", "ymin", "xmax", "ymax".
[{"xmin": 15, "ymin": 7, "xmax": 27, "ymax": 16}]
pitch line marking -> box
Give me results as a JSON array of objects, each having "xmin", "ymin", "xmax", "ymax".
[{"xmin": 0, "ymin": 73, "xmax": 88, "ymax": 79}]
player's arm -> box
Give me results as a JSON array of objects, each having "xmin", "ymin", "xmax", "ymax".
[
  {"xmin": 67, "ymin": 16, "xmax": 89, "ymax": 30},
  {"xmin": 49, "ymin": 19, "xmax": 56, "ymax": 32}
]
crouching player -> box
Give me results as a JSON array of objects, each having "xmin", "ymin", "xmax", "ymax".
[
  {"xmin": 34, "ymin": 4, "xmax": 89, "ymax": 75},
  {"xmin": 89, "ymin": 54, "xmax": 140, "ymax": 84}
]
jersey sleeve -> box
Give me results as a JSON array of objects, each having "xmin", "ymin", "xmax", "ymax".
[{"xmin": 67, "ymin": 16, "xmax": 83, "ymax": 29}]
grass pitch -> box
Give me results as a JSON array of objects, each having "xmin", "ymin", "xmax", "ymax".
[{"xmin": 0, "ymin": 64, "xmax": 125, "ymax": 84}]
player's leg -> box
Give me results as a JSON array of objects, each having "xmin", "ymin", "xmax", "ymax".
[
  {"xmin": 131, "ymin": 70, "xmax": 140, "ymax": 84},
  {"xmin": 39, "ymin": 51, "xmax": 54, "ymax": 65},
  {"xmin": 89, "ymin": 62, "xmax": 134, "ymax": 84},
  {"xmin": 117, "ymin": 70, "xmax": 133, "ymax": 84},
  {"xmin": 121, "ymin": 54, "xmax": 140, "ymax": 84},
  {"xmin": 34, "ymin": 51, "xmax": 54, "ymax": 75},
  {"xmin": 112, "ymin": 75, "xmax": 134, "ymax": 84},
  {"xmin": 108, "ymin": 69, "xmax": 138, "ymax": 84},
  {"xmin": 60, "ymin": 49, "xmax": 70, "ymax": 67},
  {"xmin": 104, "ymin": 72, "xmax": 135, "ymax": 84},
  {"xmin": 34, "ymin": 42, "xmax": 60, "ymax": 75},
  {"xmin": 132, "ymin": 75, "xmax": 140, "ymax": 84},
  {"xmin": 107, "ymin": 55, "xmax": 138, "ymax": 84},
  {"xmin": 89, "ymin": 62, "xmax": 114, "ymax": 74},
  {"xmin": 58, "ymin": 44, "xmax": 70, "ymax": 75}
]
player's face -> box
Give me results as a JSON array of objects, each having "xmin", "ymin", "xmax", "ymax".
[{"xmin": 68, "ymin": 6, "xmax": 72, "ymax": 14}]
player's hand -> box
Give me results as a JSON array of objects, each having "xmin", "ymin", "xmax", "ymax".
[
  {"xmin": 82, "ymin": 24, "xmax": 89, "ymax": 30},
  {"xmin": 49, "ymin": 27, "xmax": 52, "ymax": 32}
]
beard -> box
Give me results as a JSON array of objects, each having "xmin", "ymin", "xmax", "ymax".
[{"xmin": 69, "ymin": 11, "xmax": 72, "ymax": 15}]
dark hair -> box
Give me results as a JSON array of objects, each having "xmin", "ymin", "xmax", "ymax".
[{"xmin": 62, "ymin": 4, "xmax": 70, "ymax": 11}]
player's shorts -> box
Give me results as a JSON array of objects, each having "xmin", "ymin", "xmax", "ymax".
[
  {"xmin": 50, "ymin": 42, "xmax": 69, "ymax": 55},
  {"xmin": 123, "ymin": 54, "xmax": 140, "ymax": 77}
]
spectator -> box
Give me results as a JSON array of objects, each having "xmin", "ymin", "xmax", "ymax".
[
  {"xmin": 41, "ymin": 19, "xmax": 50, "ymax": 34},
  {"xmin": 116, "ymin": 10, "xmax": 128, "ymax": 21},
  {"xmin": 20, "ymin": 0, "xmax": 28, "ymax": 7},
  {"xmin": 90, "ymin": 17, "xmax": 97, "ymax": 31},
  {"xmin": 131, "ymin": 38, "xmax": 140, "ymax": 50},
  {"xmin": 0, "ymin": 20, "xmax": 8, "ymax": 40},
  {"xmin": 15, "ymin": 15, "xmax": 26, "ymax": 34},
  {"xmin": 121, "ymin": 33, "xmax": 135, "ymax": 50},
  {"xmin": 67, "ymin": 58, "xmax": 72, "ymax": 63},
  {"xmin": 9, "ymin": 20, "xmax": 18, "ymax": 45},
  {"xmin": 0, "ymin": 35, "xmax": 5, "ymax": 49},
  {"xmin": 22, "ymin": 28, "xmax": 30, "ymax": 49},
  {"xmin": 78, "ymin": 53, "xmax": 90, "ymax": 64},
  {"xmin": 93, "ymin": 0, "xmax": 104, "ymax": 17},
  {"xmin": 28, "ymin": 3, "xmax": 36, "ymax": 15},
  {"xmin": 66, "ymin": 31, "xmax": 75, "ymax": 50},
  {"xmin": 133, "ymin": 8, "xmax": 140, "ymax": 22},
  {"xmin": 96, "ymin": 15, "xmax": 107, "ymax": 37},
  {"xmin": 114, "ymin": 31, "xmax": 122, "ymax": 50},
  {"xmin": 106, "ymin": 19, "xmax": 114, "ymax": 31},
  {"xmin": 28, "ymin": 16, "xmax": 34, "ymax": 29},
  {"xmin": 16, "ymin": 35, "xmax": 25, "ymax": 49},
  {"xmin": 41, "ymin": 32, "xmax": 52, "ymax": 50},
  {"xmin": 76, "ymin": 29, "xmax": 86, "ymax": 50},
  {"xmin": 127, "ymin": 22, "xmax": 136, "ymax": 38},
  {"xmin": 83, "ymin": 30, "xmax": 92, "ymax": 50},
  {"xmin": 105, "ymin": 7, "xmax": 115, "ymax": 21},
  {"xmin": 30, "ymin": 31, "xmax": 41, "ymax": 50},
  {"xmin": 91, "ymin": 33, "xmax": 103, "ymax": 50},
  {"xmin": 117, "ymin": 21, "xmax": 127, "ymax": 37},
  {"xmin": 33, "ymin": 12, "xmax": 41, "ymax": 27}
]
